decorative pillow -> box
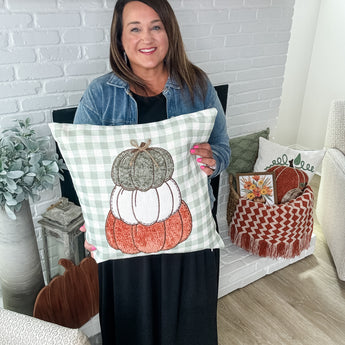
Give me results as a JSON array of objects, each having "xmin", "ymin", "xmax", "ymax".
[
  {"xmin": 226, "ymin": 128, "xmax": 270, "ymax": 191},
  {"xmin": 267, "ymin": 164, "xmax": 308, "ymax": 203},
  {"xmin": 254, "ymin": 137, "xmax": 325, "ymax": 179},
  {"xmin": 49, "ymin": 109, "xmax": 224, "ymax": 263}
]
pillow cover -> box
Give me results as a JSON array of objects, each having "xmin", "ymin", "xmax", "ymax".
[
  {"xmin": 226, "ymin": 128, "xmax": 270, "ymax": 178},
  {"xmin": 49, "ymin": 108, "xmax": 223, "ymax": 263},
  {"xmin": 254, "ymin": 137, "xmax": 325, "ymax": 179},
  {"xmin": 226, "ymin": 128, "xmax": 269, "ymax": 192}
]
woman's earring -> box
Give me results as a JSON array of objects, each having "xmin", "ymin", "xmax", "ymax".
[{"xmin": 123, "ymin": 51, "xmax": 128, "ymax": 64}]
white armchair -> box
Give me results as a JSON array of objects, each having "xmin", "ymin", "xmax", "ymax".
[
  {"xmin": 0, "ymin": 308, "xmax": 91, "ymax": 345},
  {"xmin": 316, "ymin": 100, "xmax": 345, "ymax": 280}
]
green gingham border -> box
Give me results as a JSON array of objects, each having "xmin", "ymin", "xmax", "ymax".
[{"xmin": 49, "ymin": 108, "xmax": 224, "ymax": 262}]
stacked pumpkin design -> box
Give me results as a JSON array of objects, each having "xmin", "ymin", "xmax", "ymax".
[
  {"xmin": 105, "ymin": 139, "xmax": 192, "ymax": 254},
  {"xmin": 267, "ymin": 157, "xmax": 309, "ymax": 204}
]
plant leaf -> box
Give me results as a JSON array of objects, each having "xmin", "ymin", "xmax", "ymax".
[
  {"xmin": 57, "ymin": 172, "xmax": 65, "ymax": 181},
  {"xmin": 43, "ymin": 174, "xmax": 56, "ymax": 185},
  {"xmin": 23, "ymin": 175, "xmax": 35, "ymax": 186},
  {"xmin": 42, "ymin": 160, "xmax": 52, "ymax": 166},
  {"xmin": 47, "ymin": 161, "xmax": 59, "ymax": 173},
  {"xmin": 7, "ymin": 170, "xmax": 24, "ymax": 179},
  {"xmin": 5, "ymin": 204, "xmax": 16, "ymax": 220},
  {"xmin": 15, "ymin": 191, "xmax": 25, "ymax": 203},
  {"xmin": 0, "ymin": 117, "xmax": 65, "ymax": 213},
  {"xmin": 29, "ymin": 153, "xmax": 41, "ymax": 165},
  {"xmin": 9, "ymin": 159, "xmax": 22, "ymax": 171},
  {"xmin": 6, "ymin": 199, "xmax": 17, "ymax": 206},
  {"xmin": 294, "ymin": 153, "xmax": 301, "ymax": 166},
  {"xmin": 5, "ymin": 178, "xmax": 17, "ymax": 191}
]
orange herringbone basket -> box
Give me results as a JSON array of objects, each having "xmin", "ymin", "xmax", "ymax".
[{"xmin": 229, "ymin": 185, "xmax": 314, "ymax": 258}]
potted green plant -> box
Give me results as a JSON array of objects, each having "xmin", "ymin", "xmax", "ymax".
[{"xmin": 0, "ymin": 118, "xmax": 65, "ymax": 315}]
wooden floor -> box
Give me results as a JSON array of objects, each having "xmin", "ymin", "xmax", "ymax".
[{"xmin": 217, "ymin": 175, "xmax": 345, "ymax": 345}]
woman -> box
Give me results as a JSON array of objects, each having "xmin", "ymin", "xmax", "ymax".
[{"xmin": 74, "ymin": 1, "xmax": 230, "ymax": 344}]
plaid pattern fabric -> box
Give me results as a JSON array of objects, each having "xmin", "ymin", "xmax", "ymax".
[{"xmin": 49, "ymin": 108, "xmax": 224, "ymax": 263}]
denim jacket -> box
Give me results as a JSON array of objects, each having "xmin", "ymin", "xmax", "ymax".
[{"xmin": 74, "ymin": 72, "xmax": 230, "ymax": 205}]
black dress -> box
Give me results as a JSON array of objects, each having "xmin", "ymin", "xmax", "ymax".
[{"xmin": 98, "ymin": 92, "xmax": 220, "ymax": 345}]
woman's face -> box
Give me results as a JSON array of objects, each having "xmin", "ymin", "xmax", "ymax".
[{"xmin": 121, "ymin": 1, "xmax": 169, "ymax": 77}]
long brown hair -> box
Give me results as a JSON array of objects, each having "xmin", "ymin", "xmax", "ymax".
[{"xmin": 109, "ymin": 0, "xmax": 207, "ymax": 100}]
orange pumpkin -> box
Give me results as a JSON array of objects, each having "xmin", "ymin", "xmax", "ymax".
[
  {"xmin": 105, "ymin": 201, "xmax": 192, "ymax": 254},
  {"xmin": 267, "ymin": 160, "xmax": 308, "ymax": 203},
  {"xmin": 33, "ymin": 257, "xmax": 99, "ymax": 329}
]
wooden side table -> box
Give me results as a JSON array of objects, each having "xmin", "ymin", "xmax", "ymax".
[{"xmin": 38, "ymin": 197, "xmax": 86, "ymax": 282}]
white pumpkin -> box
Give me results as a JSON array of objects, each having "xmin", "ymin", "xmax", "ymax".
[{"xmin": 110, "ymin": 178, "xmax": 182, "ymax": 226}]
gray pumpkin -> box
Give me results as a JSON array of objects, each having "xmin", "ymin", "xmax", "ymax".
[{"xmin": 111, "ymin": 140, "xmax": 174, "ymax": 192}]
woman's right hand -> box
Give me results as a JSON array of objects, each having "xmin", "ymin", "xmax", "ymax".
[{"xmin": 80, "ymin": 224, "xmax": 97, "ymax": 258}]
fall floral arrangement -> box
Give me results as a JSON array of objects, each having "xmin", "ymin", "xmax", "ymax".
[{"xmin": 238, "ymin": 173, "xmax": 276, "ymax": 204}]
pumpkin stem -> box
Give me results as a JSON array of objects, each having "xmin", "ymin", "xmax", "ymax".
[
  {"xmin": 130, "ymin": 139, "xmax": 151, "ymax": 151},
  {"xmin": 129, "ymin": 139, "xmax": 159, "ymax": 167},
  {"xmin": 299, "ymin": 182, "xmax": 307, "ymax": 190},
  {"xmin": 58, "ymin": 258, "xmax": 75, "ymax": 271},
  {"xmin": 289, "ymin": 159, "xmax": 294, "ymax": 168}
]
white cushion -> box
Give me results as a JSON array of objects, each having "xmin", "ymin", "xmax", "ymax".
[
  {"xmin": 254, "ymin": 137, "xmax": 325, "ymax": 179},
  {"xmin": 0, "ymin": 308, "xmax": 90, "ymax": 345}
]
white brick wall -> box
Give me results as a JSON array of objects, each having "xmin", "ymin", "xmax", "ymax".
[{"xmin": 0, "ymin": 0, "xmax": 298, "ymax": 288}]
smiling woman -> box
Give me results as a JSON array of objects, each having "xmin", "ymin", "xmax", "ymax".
[
  {"xmin": 109, "ymin": 0, "xmax": 209, "ymax": 101},
  {"xmin": 121, "ymin": 2, "xmax": 169, "ymax": 89},
  {"xmin": 73, "ymin": 0, "xmax": 230, "ymax": 344}
]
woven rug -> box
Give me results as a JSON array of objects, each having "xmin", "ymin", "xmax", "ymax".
[{"xmin": 229, "ymin": 185, "xmax": 314, "ymax": 259}]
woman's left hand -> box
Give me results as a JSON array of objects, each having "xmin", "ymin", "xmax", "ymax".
[{"xmin": 190, "ymin": 143, "xmax": 216, "ymax": 176}]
